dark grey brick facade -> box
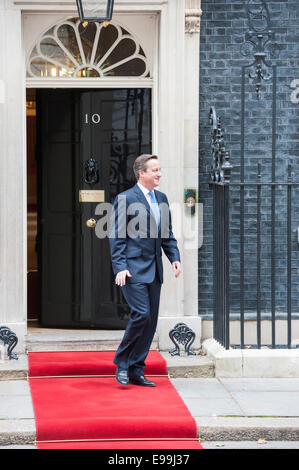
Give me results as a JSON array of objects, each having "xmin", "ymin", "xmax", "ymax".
[{"xmin": 198, "ymin": 0, "xmax": 299, "ymax": 318}]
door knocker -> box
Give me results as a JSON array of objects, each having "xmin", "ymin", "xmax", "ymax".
[{"xmin": 84, "ymin": 157, "xmax": 99, "ymax": 185}]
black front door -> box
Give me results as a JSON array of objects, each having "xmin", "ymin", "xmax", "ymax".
[{"xmin": 36, "ymin": 88, "xmax": 151, "ymax": 328}]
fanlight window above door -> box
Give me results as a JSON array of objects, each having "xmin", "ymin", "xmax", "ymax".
[{"xmin": 27, "ymin": 18, "xmax": 150, "ymax": 78}]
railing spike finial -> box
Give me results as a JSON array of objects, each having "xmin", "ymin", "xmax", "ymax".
[{"xmin": 209, "ymin": 106, "xmax": 233, "ymax": 185}]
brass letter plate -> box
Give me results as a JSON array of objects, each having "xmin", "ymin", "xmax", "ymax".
[{"xmin": 79, "ymin": 190, "xmax": 105, "ymax": 202}]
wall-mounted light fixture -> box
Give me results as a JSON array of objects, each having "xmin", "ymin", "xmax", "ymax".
[
  {"xmin": 76, "ymin": 0, "xmax": 114, "ymax": 22},
  {"xmin": 184, "ymin": 188, "xmax": 197, "ymax": 217}
]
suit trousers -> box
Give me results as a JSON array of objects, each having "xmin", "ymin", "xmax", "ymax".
[{"xmin": 113, "ymin": 272, "xmax": 161, "ymax": 377}]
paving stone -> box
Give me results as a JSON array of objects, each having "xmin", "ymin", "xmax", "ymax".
[
  {"xmin": 171, "ymin": 378, "xmax": 226, "ymax": 398},
  {"xmin": 0, "ymin": 380, "xmax": 31, "ymax": 395},
  {"xmin": 183, "ymin": 397, "xmax": 243, "ymax": 417},
  {"xmin": 0, "ymin": 395, "xmax": 34, "ymax": 420},
  {"xmin": 231, "ymin": 391, "xmax": 299, "ymax": 417},
  {"xmin": 221, "ymin": 378, "xmax": 299, "ymax": 392}
]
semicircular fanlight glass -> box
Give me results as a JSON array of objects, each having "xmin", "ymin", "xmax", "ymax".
[{"xmin": 27, "ymin": 18, "xmax": 150, "ymax": 79}]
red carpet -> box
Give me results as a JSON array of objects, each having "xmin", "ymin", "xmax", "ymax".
[
  {"xmin": 28, "ymin": 350, "xmax": 202, "ymax": 449},
  {"xmin": 28, "ymin": 350, "xmax": 166, "ymax": 377}
]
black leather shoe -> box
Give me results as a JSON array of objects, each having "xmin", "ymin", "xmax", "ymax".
[
  {"xmin": 116, "ymin": 368, "xmax": 129, "ymax": 386},
  {"xmin": 129, "ymin": 375, "xmax": 156, "ymax": 387}
]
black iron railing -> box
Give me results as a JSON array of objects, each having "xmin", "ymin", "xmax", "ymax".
[
  {"xmin": 210, "ymin": 106, "xmax": 299, "ymax": 350},
  {"xmin": 208, "ymin": 1, "xmax": 299, "ymax": 350},
  {"xmin": 209, "ymin": 106, "xmax": 232, "ymax": 349}
]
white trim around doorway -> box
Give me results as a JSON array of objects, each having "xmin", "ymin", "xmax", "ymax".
[
  {"xmin": 26, "ymin": 78, "xmax": 154, "ymax": 88},
  {"xmin": 17, "ymin": 1, "xmax": 184, "ymax": 349}
]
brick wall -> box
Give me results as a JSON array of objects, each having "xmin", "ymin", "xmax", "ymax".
[{"xmin": 198, "ymin": 0, "xmax": 299, "ymax": 318}]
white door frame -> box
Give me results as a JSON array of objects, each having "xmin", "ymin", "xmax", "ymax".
[
  {"xmin": 2, "ymin": 0, "xmax": 186, "ymax": 353},
  {"xmin": 22, "ymin": 0, "xmax": 186, "ymax": 304}
]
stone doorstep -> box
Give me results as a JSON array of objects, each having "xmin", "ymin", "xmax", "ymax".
[
  {"xmin": 0, "ymin": 355, "xmax": 28, "ymax": 380},
  {"xmin": 159, "ymin": 352, "xmax": 215, "ymax": 378},
  {"xmin": 202, "ymin": 338, "xmax": 299, "ymax": 378},
  {"xmin": 0, "ymin": 326, "xmax": 213, "ymax": 379},
  {"xmin": 2, "ymin": 417, "xmax": 299, "ymax": 446},
  {"xmin": 0, "ymin": 352, "xmax": 215, "ymax": 380},
  {"xmin": 25, "ymin": 329, "xmax": 153, "ymax": 352}
]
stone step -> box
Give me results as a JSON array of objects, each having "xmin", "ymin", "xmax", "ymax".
[
  {"xmin": 25, "ymin": 329, "xmax": 144, "ymax": 352},
  {"xmin": 0, "ymin": 353, "xmax": 214, "ymax": 381},
  {"xmin": 160, "ymin": 352, "xmax": 215, "ymax": 378},
  {"xmin": 3, "ymin": 417, "xmax": 299, "ymax": 447},
  {"xmin": 0, "ymin": 355, "xmax": 28, "ymax": 380},
  {"xmin": 0, "ymin": 325, "xmax": 215, "ymax": 379}
]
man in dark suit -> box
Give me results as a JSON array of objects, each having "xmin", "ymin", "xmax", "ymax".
[{"xmin": 109, "ymin": 154, "xmax": 181, "ymax": 386}]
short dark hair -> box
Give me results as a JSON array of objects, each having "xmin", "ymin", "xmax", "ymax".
[{"xmin": 133, "ymin": 154, "xmax": 158, "ymax": 180}]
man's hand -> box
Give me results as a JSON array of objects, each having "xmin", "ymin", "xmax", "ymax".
[
  {"xmin": 115, "ymin": 270, "xmax": 132, "ymax": 286},
  {"xmin": 172, "ymin": 261, "xmax": 181, "ymax": 278}
]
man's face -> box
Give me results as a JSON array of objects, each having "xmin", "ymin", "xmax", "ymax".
[{"xmin": 139, "ymin": 158, "xmax": 162, "ymax": 190}]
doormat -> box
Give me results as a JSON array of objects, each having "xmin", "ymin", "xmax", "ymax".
[{"xmin": 28, "ymin": 350, "xmax": 203, "ymax": 449}]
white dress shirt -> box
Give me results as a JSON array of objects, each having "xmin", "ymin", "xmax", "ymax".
[
  {"xmin": 137, "ymin": 182, "xmax": 152, "ymax": 203},
  {"xmin": 137, "ymin": 182, "xmax": 160, "ymax": 225}
]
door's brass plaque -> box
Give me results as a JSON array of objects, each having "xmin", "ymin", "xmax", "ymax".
[{"xmin": 79, "ymin": 190, "xmax": 105, "ymax": 202}]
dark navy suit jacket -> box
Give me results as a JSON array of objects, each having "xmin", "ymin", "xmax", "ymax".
[{"xmin": 109, "ymin": 184, "xmax": 180, "ymax": 284}]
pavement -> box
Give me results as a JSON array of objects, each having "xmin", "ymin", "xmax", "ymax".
[{"xmin": 1, "ymin": 352, "xmax": 299, "ymax": 449}]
